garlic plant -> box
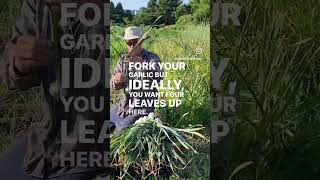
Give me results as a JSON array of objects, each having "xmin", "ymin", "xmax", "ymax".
[{"xmin": 111, "ymin": 113, "xmax": 208, "ymax": 179}]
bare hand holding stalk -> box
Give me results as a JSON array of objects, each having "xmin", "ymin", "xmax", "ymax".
[
  {"xmin": 14, "ymin": 35, "xmax": 57, "ymax": 75},
  {"xmin": 114, "ymin": 55, "xmax": 142, "ymax": 87},
  {"xmin": 114, "ymin": 73, "xmax": 126, "ymax": 86}
]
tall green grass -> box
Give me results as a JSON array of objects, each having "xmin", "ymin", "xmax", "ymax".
[
  {"xmin": 150, "ymin": 24, "xmax": 210, "ymax": 127},
  {"xmin": 0, "ymin": 0, "xmax": 23, "ymax": 51},
  {"xmin": 212, "ymin": 0, "xmax": 320, "ymax": 179},
  {"xmin": 0, "ymin": 0, "xmax": 43, "ymax": 152}
]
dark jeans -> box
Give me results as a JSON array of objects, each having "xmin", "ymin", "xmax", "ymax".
[
  {"xmin": 110, "ymin": 105, "xmax": 140, "ymax": 133},
  {"xmin": 0, "ymin": 138, "xmax": 106, "ymax": 180}
]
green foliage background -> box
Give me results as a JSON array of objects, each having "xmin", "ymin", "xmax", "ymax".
[
  {"xmin": 212, "ymin": 0, "xmax": 320, "ymax": 179},
  {"xmin": 111, "ymin": 0, "xmax": 210, "ymax": 26}
]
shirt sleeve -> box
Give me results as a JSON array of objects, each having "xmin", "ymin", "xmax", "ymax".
[
  {"xmin": 0, "ymin": 0, "xmax": 41, "ymax": 90},
  {"xmin": 111, "ymin": 57, "xmax": 125, "ymax": 90}
]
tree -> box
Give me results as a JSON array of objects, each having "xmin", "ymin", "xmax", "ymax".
[
  {"xmin": 114, "ymin": 3, "xmax": 125, "ymax": 24},
  {"xmin": 133, "ymin": 0, "xmax": 160, "ymax": 26},
  {"xmin": 176, "ymin": 4, "xmax": 192, "ymax": 21},
  {"xmin": 144, "ymin": 0, "xmax": 160, "ymax": 25},
  {"xmin": 110, "ymin": 2, "xmax": 116, "ymax": 23},
  {"xmin": 190, "ymin": 0, "xmax": 210, "ymax": 22},
  {"xmin": 133, "ymin": 0, "xmax": 185, "ymax": 26},
  {"xmin": 111, "ymin": 2, "xmax": 135, "ymax": 25},
  {"xmin": 125, "ymin": 10, "xmax": 133, "ymax": 21},
  {"xmin": 147, "ymin": 0, "xmax": 158, "ymax": 12},
  {"xmin": 132, "ymin": 7, "xmax": 148, "ymax": 25},
  {"xmin": 158, "ymin": 0, "xmax": 182, "ymax": 25},
  {"xmin": 123, "ymin": 10, "xmax": 133, "ymax": 24}
]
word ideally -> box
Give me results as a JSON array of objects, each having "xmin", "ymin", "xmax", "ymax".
[
  {"xmin": 128, "ymin": 80, "xmax": 182, "ymax": 90},
  {"xmin": 61, "ymin": 58, "xmax": 109, "ymax": 88}
]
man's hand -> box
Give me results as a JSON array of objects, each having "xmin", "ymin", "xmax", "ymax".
[
  {"xmin": 114, "ymin": 73, "xmax": 126, "ymax": 86},
  {"xmin": 14, "ymin": 36, "xmax": 57, "ymax": 75},
  {"xmin": 128, "ymin": 54, "xmax": 143, "ymax": 63}
]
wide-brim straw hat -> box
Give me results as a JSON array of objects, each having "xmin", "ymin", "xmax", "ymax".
[{"xmin": 119, "ymin": 26, "xmax": 150, "ymax": 41}]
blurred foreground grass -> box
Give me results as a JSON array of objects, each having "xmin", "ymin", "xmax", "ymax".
[{"xmin": 0, "ymin": 0, "xmax": 43, "ymax": 152}]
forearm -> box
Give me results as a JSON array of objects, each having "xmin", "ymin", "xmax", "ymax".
[
  {"xmin": 111, "ymin": 76, "xmax": 125, "ymax": 90},
  {"xmin": 0, "ymin": 0, "xmax": 41, "ymax": 90},
  {"xmin": 111, "ymin": 58, "xmax": 126, "ymax": 90},
  {"xmin": 1, "ymin": 42, "xmax": 41, "ymax": 90}
]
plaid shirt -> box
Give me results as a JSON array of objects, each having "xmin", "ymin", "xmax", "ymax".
[
  {"xmin": 0, "ymin": 0, "xmax": 109, "ymax": 178},
  {"xmin": 111, "ymin": 50, "xmax": 163, "ymax": 118}
]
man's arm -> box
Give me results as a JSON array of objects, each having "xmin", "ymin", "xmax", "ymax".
[
  {"xmin": 0, "ymin": 0, "xmax": 41, "ymax": 90},
  {"xmin": 111, "ymin": 57, "xmax": 126, "ymax": 90}
]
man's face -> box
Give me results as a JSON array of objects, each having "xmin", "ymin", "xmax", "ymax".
[{"xmin": 126, "ymin": 39, "xmax": 143, "ymax": 55}]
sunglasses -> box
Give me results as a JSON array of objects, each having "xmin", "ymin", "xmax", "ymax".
[{"xmin": 126, "ymin": 40, "xmax": 139, "ymax": 47}]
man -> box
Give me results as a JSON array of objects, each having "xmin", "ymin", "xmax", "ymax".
[
  {"xmin": 0, "ymin": 0, "xmax": 109, "ymax": 179},
  {"xmin": 111, "ymin": 26, "xmax": 163, "ymax": 133}
]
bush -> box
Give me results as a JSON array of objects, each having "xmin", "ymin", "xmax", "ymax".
[{"xmin": 176, "ymin": 15, "xmax": 194, "ymax": 29}]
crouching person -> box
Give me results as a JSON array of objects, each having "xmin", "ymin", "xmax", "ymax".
[{"xmin": 111, "ymin": 26, "xmax": 163, "ymax": 133}]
